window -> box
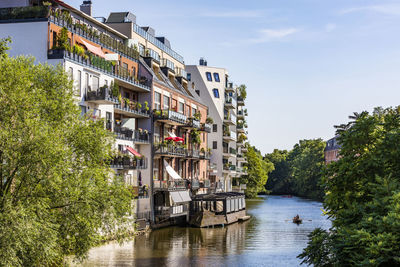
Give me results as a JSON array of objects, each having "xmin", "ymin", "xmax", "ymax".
[
  {"xmin": 213, "ymin": 124, "xmax": 218, "ymax": 132},
  {"xmin": 154, "ymin": 92, "xmax": 161, "ymax": 110},
  {"xmin": 163, "ymin": 95, "xmax": 170, "ymax": 110},
  {"xmin": 212, "ymin": 88, "xmax": 220, "ymax": 98},
  {"xmin": 92, "ymin": 76, "xmax": 99, "ymax": 91},
  {"xmin": 77, "ymin": 70, "xmax": 81, "ymax": 96},
  {"xmin": 187, "ymin": 73, "xmax": 191, "ymax": 81},
  {"xmin": 213, "ymin": 141, "xmax": 218, "ymax": 149},
  {"xmin": 125, "ymin": 92, "xmax": 130, "ymax": 99},
  {"xmin": 80, "ymin": 105, "xmax": 86, "ymax": 116},
  {"xmin": 68, "ymin": 67, "xmax": 73, "ymax": 80},
  {"xmin": 106, "ymin": 112, "xmax": 112, "ymax": 131},
  {"xmin": 213, "ymin": 73, "xmax": 220, "ymax": 82},
  {"xmin": 192, "ymin": 107, "xmax": 197, "ymax": 117},
  {"xmin": 85, "ymin": 73, "xmax": 89, "ymax": 92},
  {"xmin": 206, "ymin": 72, "xmax": 212, "ymax": 81},
  {"xmin": 179, "ymin": 102, "xmax": 184, "ymax": 114},
  {"xmin": 195, "ymin": 90, "xmax": 200, "ymax": 96}
]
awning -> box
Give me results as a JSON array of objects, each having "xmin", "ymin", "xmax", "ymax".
[
  {"xmin": 105, "ymin": 53, "xmax": 119, "ymax": 61},
  {"xmin": 164, "ymin": 160, "xmax": 182, "ymax": 180},
  {"xmin": 76, "ymin": 36, "xmax": 106, "ymax": 58},
  {"xmin": 170, "ymin": 191, "xmax": 191, "ymax": 204},
  {"xmin": 127, "ymin": 146, "xmax": 141, "ymax": 157}
]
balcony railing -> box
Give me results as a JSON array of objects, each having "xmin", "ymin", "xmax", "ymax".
[
  {"xmin": 224, "ymin": 114, "xmax": 237, "ymax": 125},
  {"xmin": 86, "ymin": 86, "xmax": 119, "ymax": 104},
  {"xmin": 114, "ymin": 127, "xmax": 150, "ymax": 144},
  {"xmin": 144, "ymin": 48, "xmax": 160, "ymax": 62},
  {"xmin": 48, "ymin": 50, "xmax": 151, "ymax": 92},
  {"xmin": 153, "ymin": 179, "xmax": 187, "ymax": 191},
  {"xmin": 161, "ymin": 58, "xmax": 175, "ymax": 71},
  {"xmin": 237, "ymin": 96, "xmax": 245, "ymax": 105},
  {"xmin": 111, "ymin": 157, "xmax": 148, "ymax": 170},
  {"xmin": 175, "ymin": 68, "xmax": 187, "ymax": 78},
  {"xmin": 223, "ymin": 131, "xmax": 237, "ymax": 141},
  {"xmin": 154, "ymin": 109, "xmax": 187, "ymax": 125},
  {"xmin": 184, "ymin": 118, "xmax": 201, "ymax": 129},
  {"xmin": 49, "ymin": 14, "xmax": 141, "ymax": 63},
  {"xmin": 225, "ymin": 97, "xmax": 237, "ymax": 108},
  {"xmin": 223, "ymin": 164, "xmax": 236, "ymax": 171},
  {"xmin": 187, "ymin": 149, "xmax": 200, "ymax": 159},
  {"xmin": 200, "ymin": 123, "xmax": 212, "ymax": 133},
  {"xmin": 114, "ymin": 102, "xmax": 150, "ymax": 118},
  {"xmin": 154, "ymin": 205, "xmax": 188, "ymax": 217},
  {"xmin": 133, "ymin": 24, "xmax": 184, "ymax": 64},
  {"xmin": 199, "ymin": 151, "xmax": 211, "ymax": 160},
  {"xmin": 154, "ymin": 145, "xmax": 187, "ymax": 157}
]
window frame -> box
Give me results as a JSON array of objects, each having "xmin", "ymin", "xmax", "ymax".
[
  {"xmin": 212, "ymin": 88, "xmax": 220, "ymax": 98},
  {"xmin": 206, "ymin": 72, "xmax": 212, "ymax": 82},
  {"xmin": 154, "ymin": 92, "xmax": 161, "ymax": 110},
  {"xmin": 213, "ymin": 73, "xmax": 220, "ymax": 82}
]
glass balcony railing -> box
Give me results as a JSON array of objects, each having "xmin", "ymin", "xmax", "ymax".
[
  {"xmin": 144, "ymin": 48, "xmax": 160, "ymax": 62},
  {"xmin": 133, "ymin": 24, "xmax": 184, "ymax": 63},
  {"xmin": 161, "ymin": 58, "xmax": 175, "ymax": 71},
  {"xmin": 175, "ymin": 68, "xmax": 187, "ymax": 78},
  {"xmin": 223, "ymin": 131, "xmax": 237, "ymax": 141},
  {"xmin": 154, "ymin": 109, "xmax": 187, "ymax": 125}
]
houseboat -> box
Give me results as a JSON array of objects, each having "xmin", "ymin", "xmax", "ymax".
[{"xmin": 189, "ymin": 192, "xmax": 248, "ymax": 228}]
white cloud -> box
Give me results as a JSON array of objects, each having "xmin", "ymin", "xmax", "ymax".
[
  {"xmin": 220, "ymin": 28, "xmax": 299, "ymax": 47},
  {"xmin": 325, "ymin": 23, "xmax": 337, "ymax": 32},
  {"xmin": 200, "ymin": 10, "xmax": 262, "ymax": 18},
  {"xmin": 341, "ymin": 5, "xmax": 400, "ymax": 16}
]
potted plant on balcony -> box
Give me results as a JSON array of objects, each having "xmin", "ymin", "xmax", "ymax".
[
  {"xmin": 153, "ymin": 109, "xmax": 161, "ymax": 117},
  {"xmin": 144, "ymin": 101, "xmax": 149, "ymax": 113},
  {"xmin": 194, "ymin": 112, "xmax": 201, "ymax": 121},
  {"xmin": 190, "ymin": 129, "xmax": 201, "ymax": 145},
  {"xmin": 111, "ymin": 81, "xmax": 119, "ymax": 98},
  {"xmin": 137, "ymin": 102, "xmax": 142, "ymax": 112},
  {"xmin": 124, "ymin": 98, "xmax": 130, "ymax": 110},
  {"xmin": 206, "ymin": 117, "xmax": 213, "ymax": 124}
]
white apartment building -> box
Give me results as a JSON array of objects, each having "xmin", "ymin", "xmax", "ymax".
[{"xmin": 186, "ymin": 59, "xmax": 248, "ymax": 192}]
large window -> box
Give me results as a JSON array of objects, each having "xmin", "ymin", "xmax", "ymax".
[
  {"xmin": 212, "ymin": 88, "xmax": 220, "ymax": 98},
  {"xmin": 206, "ymin": 72, "xmax": 212, "ymax": 81},
  {"xmin": 179, "ymin": 102, "xmax": 184, "ymax": 114},
  {"xmin": 92, "ymin": 76, "xmax": 99, "ymax": 91},
  {"xmin": 77, "ymin": 70, "xmax": 81, "ymax": 96},
  {"xmin": 154, "ymin": 92, "xmax": 161, "ymax": 110},
  {"xmin": 213, "ymin": 73, "xmax": 220, "ymax": 82},
  {"xmin": 163, "ymin": 95, "xmax": 170, "ymax": 110}
]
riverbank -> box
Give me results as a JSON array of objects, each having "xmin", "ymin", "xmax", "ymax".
[{"xmin": 79, "ymin": 196, "xmax": 330, "ymax": 266}]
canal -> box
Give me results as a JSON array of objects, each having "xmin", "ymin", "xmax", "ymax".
[{"xmin": 80, "ymin": 195, "xmax": 331, "ymax": 267}]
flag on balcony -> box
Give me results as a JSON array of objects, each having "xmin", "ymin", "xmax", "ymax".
[{"xmin": 126, "ymin": 146, "xmax": 141, "ymax": 157}]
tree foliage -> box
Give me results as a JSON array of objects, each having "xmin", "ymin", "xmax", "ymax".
[
  {"xmin": 299, "ymin": 107, "xmax": 400, "ymax": 266},
  {"xmin": 265, "ymin": 139, "xmax": 326, "ymax": 200},
  {"xmin": 241, "ymin": 146, "xmax": 274, "ymax": 198},
  {"xmin": 0, "ymin": 40, "xmax": 134, "ymax": 266}
]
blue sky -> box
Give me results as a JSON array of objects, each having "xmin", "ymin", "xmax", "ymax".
[{"xmin": 69, "ymin": 0, "xmax": 400, "ymax": 154}]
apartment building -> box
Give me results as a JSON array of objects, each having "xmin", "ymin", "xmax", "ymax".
[
  {"xmin": 103, "ymin": 12, "xmax": 211, "ymax": 225},
  {"xmin": 0, "ymin": 0, "xmax": 154, "ymax": 229},
  {"xmin": 325, "ymin": 136, "xmax": 341, "ymax": 164},
  {"xmin": 186, "ymin": 59, "xmax": 248, "ymax": 193}
]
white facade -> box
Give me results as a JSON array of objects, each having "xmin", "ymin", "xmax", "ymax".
[{"xmin": 185, "ymin": 64, "xmax": 237, "ymax": 192}]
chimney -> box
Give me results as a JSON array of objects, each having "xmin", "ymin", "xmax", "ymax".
[
  {"xmin": 80, "ymin": 1, "xmax": 92, "ymax": 16},
  {"xmin": 199, "ymin": 57, "xmax": 205, "ymax": 66}
]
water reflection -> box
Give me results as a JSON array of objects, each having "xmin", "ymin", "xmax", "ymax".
[{"xmin": 81, "ymin": 196, "xmax": 330, "ymax": 267}]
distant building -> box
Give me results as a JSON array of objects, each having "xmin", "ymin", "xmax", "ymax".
[{"xmin": 325, "ymin": 136, "xmax": 341, "ymax": 164}]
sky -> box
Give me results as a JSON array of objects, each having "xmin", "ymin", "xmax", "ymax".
[{"xmin": 68, "ymin": 0, "xmax": 400, "ymax": 154}]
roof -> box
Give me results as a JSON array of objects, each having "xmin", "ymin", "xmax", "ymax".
[
  {"xmin": 325, "ymin": 136, "xmax": 341, "ymax": 151},
  {"xmin": 192, "ymin": 192, "xmax": 245, "ymax": 201}
]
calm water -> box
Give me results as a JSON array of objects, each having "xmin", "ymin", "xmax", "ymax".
[{"xmin": 80, "ymin": 196, "xmax": 330, "ymax": 267}]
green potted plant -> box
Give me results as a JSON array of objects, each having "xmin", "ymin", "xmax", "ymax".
[
  {"xmin": 144, "ymin": 101, "xmax": 149, "ymax": 112},
  {"xmin": 206, "ymin": 117, "xmax": 213, "ymax": 124},
  {"xmin": 137, "ymin": 102, "xmax": 142, "ymax": 111},
  {"xmin": 124, "ymin": 98, "xmax": 130, "ymax": 109}
]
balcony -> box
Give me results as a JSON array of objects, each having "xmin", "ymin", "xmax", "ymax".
[
  {"xmin": 154, "ymin": 109, "xmax": 187, "ymax": 125},
  {"xmin": 237, "ymin": 110, "xmax": 245, "ymax": 120},
  {"xmin": 114, "ymin": 127, "xmax": 150, "ymax": 144},
  {"xmin": 236, "ymin": 125, "xmax": 245, "ymax": 133},
  {"xmin": 224, "ymin": 97, "xmax": 237, "ymax": 109},
  {"xmin": 223, "ymin": 113, "xmax": 236, "ymax": 125},
  {"xmin": 208, "ymin": 163, "xmax": 218, "ymax": 173},
  {"xmin": 154, "ymin": 205, "xmax": 188, "ymax": 218},
  {"xmin": 232, "ymin": 184, "xmax": 247, "ymax": 193},
  {"xmin": 47, "ymin": 50, "xmax": 151, "ymax": 92},
  {"xmin": 86, "ymin": 86, "xmax": 119, "ymax": 105},
  {"xmin": 237, "ymin": 96, "xmax": 245, "ymax": 106},
  {"xmin": 199, "ymin": 151, "xmax": 211, "ymax": 160},
  {"xmin": 161, "ymin": 58, "xmax": 175, "ymax": 73},
  {"xmin": 223, "ymin": 164, "xmax": 236, "ymax": 173},
  {"xmin": 223, "ymin": 147, "xmax": 237, "ymax": 158},
  {"xmin": 223, "ymin": 131, "xmax": 237, "ymax": 142},
  {"xmin": 114, "ymin": 102, "xmax": 150, "ymax": 119},
  {"xmin": 175, "ymin": 68, "xmax": 187, "ymax": 79},
  {"xmin": 225, "ymin": 82, "xmax": 235, "ymax": 93},
  {"xmin": 241, "ymin": 146, "xmax": 248, "ymax": 153},
  {"xmin": 186, "ymin": 149, "xmax": 200, "ymax": 159},
  {"xmin": 182, "ymin": 118, "xmax": 201, "ymax": 130},
  {"xmin": 191, "ymin": 179, "xmax": 200, "ymax": 190},
  {"xmin": 154, "ymin": 144, "xmax": 187, "ymax": 157},
  {"xmin": 143, "ymin": 48, "xmax": 161, "ymax": 63},
  {"xmin": 200, "ymin": 123, "xmax": 212, "ymax": 133},
  {"xmin": 110, "ymin": 157, "xmax": 148, "ymax": 170},
  {"xmin": 153, "ymin": 179, "xmax": 187, "ymax": 191}
]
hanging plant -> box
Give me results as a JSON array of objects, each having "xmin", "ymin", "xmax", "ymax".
[{"xmin": 190, "ymin": 129, "xmax": 201, "ymax": 145}]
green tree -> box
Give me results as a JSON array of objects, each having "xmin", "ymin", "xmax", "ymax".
[
  {"xmin": 288, "ymin": 139, "xmax": 326, "ymax": 200},
  {"xmin": 264, "ymin": 149, "xmax": 291, "ymax": 194},
  {"xmin": 0, "ymin": 37, "xmax": 11, "ymax": 59},
  {"xmin": 299, "ymin": 107, "xmax": 400, "ymax": 266},
  {"xmin": 0, "ymin": 43, "xmax": 134, "ymax": 266},
  {"xmin": 241, "ymin": 146, "xmax": 274, "ymax": 198},
  {"xmin": 237, "ymin": 84, "xmax": 247, "ymax": 99}
]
